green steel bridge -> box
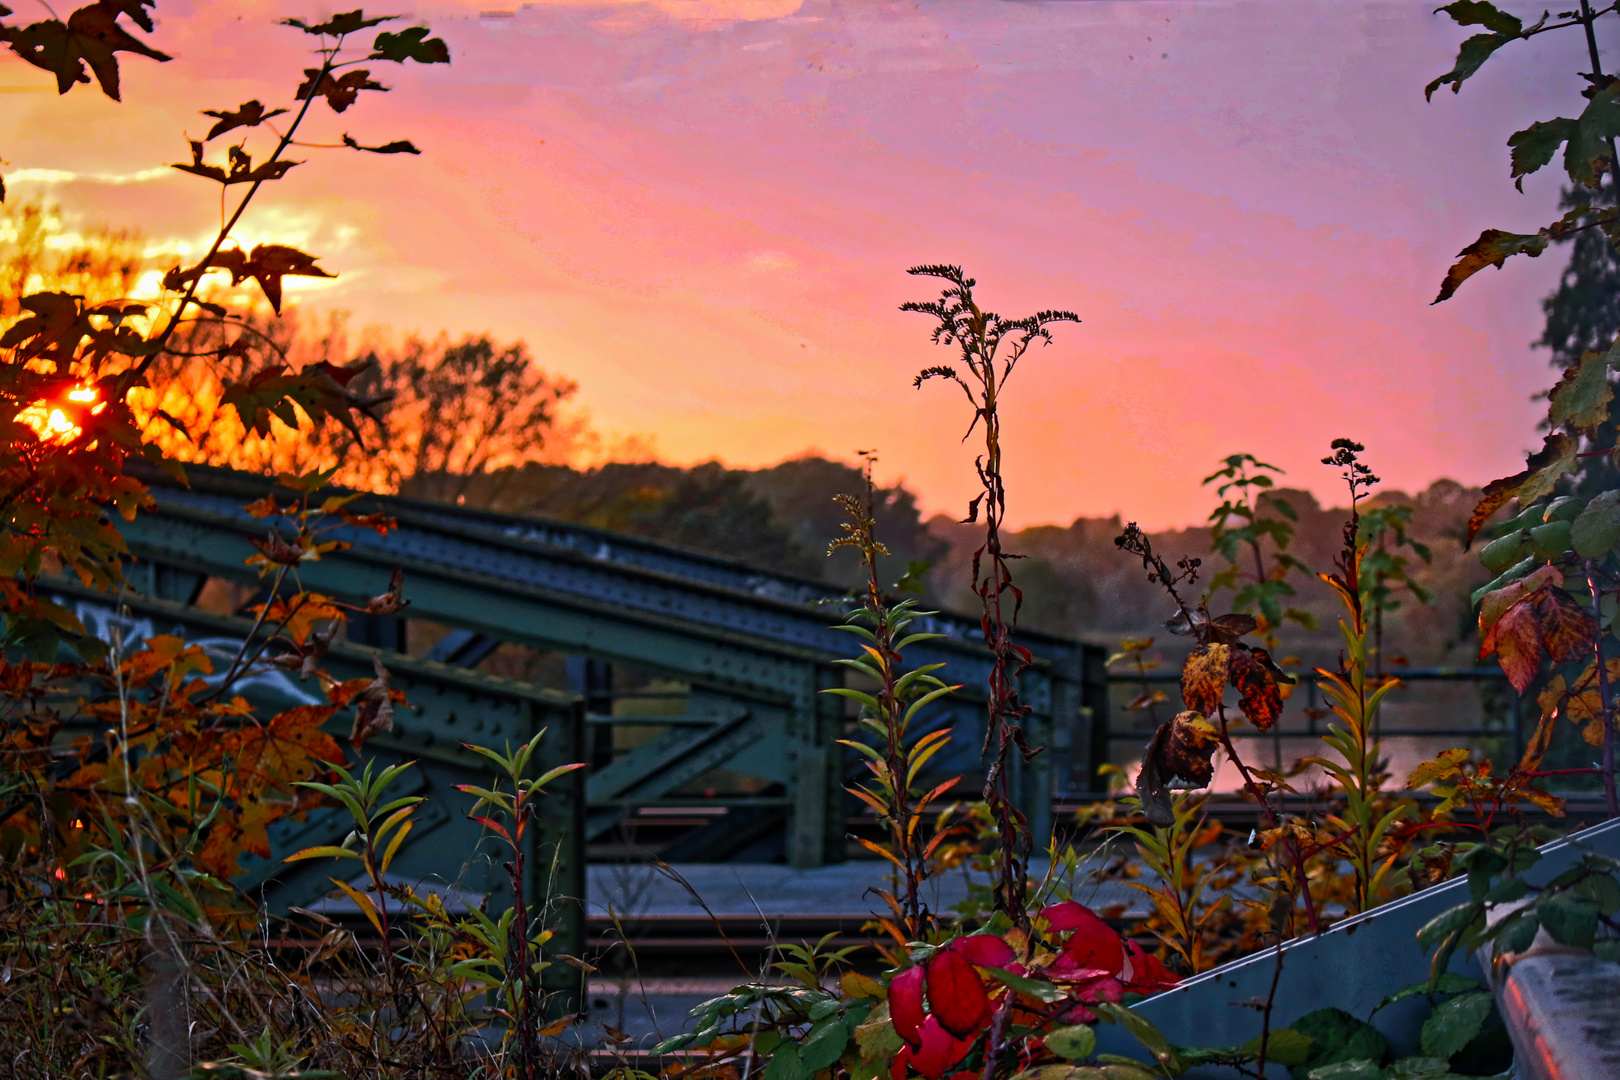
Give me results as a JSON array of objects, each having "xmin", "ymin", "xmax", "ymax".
[{"xmin": 49, "ymin": 463, "xmax": 1107, "ymax": 1007}]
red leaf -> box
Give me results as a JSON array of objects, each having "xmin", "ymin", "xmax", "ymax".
[
  {"xmin": 925, "ymin": 949, "xmax": 987, "ymax": 1039},
  {"xmin": 469, "ymin": 814, "xmax": 511, "ymax": 844},
  {"xmin": 909, "ymin": 1016, "xmax": 974, "ymax": 1080},
  {"xmin": 1228, "ymin": 646, "xmax": 1282, "ymax": 731},
  {"xmin": 1041, "ymin": 901, "xmax": 1124, "ymax": 976},
  {"xmin": 949, "ymin": 933, "xmax": 1015, "ymax": 968},
  {"xmin": 889, "ymin": 965, "xmax": 926, "ymax": 1048},
  {"xmin": 1481, "ymin": 602, "xmax": 1540, "ymax": 694},
  {"xmin": 1121, "ymin": 940, "xmax": 1180, "ymax": 993}
]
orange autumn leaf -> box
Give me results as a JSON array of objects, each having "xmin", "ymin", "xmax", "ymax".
[{"xmin": 1180, "ymin": 643, "xmax": 1230, "ymax": 715}]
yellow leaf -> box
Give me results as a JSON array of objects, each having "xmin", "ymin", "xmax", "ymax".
[
  {"xmin": 379, "ymin": 819, "xmax": 413, "ymax": 876},
  {"xmin": 1180, "ymin": 643, "xmax": 1230, "ymax": 714},
  {"xmin": 285, "ymin": 844, "xmax": 360, "ymax": 862},
  {"xmin": 840, "ymin": 970, "xmax": 887, "ymax": 1000},
  {"xmin": 330, "ymin": 877, "xmax": 383, "ymax": 936},
  {"xmin": 1407, "ymin": 748, "xmax": 1469, "ymax": 790}
]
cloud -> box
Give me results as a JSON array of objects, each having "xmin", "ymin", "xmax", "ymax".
[
  {"xmin": 436, "ymin": 0, "xmax": 805, "ymax": 27},
  {"xmin": 7, "ymin": 167, "xmax": 172, "ymax": 186}
]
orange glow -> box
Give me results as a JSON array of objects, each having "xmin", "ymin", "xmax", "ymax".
[{"xmin": 15, "ymin": 386, "xmax": 100, "ymax": 444}]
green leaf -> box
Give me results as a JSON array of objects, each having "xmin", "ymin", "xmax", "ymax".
[
  {"xmin": 1092, "ymin": 1003, "xmax": 1178, "ymax": 1074},
  {"xmin": 763, "ymin": 1040, "xmax": 810, "ymax": 1080},
  {"xmin": 1292, "ymin": 1008, "xmax": 1388, "ymax": 1073},
  {"xmin": 800, "ymin": 1020, "xmax": 850, "ymax": 1071},
  {"xmin": 1510, "ymin": 117, "xmax": 1581, "ymax": 188},
  {"xmin": 1483, "ymin": 876, "xmax": 1529, "ymax": 903},
  {"xmin": 1548, "ymin": 344, "xmax": 1618, "ymax": 434},
  {"xmin": 1046, "ymin": 1025, "xmax": 1098, "ymax": 1061},
  {"xmin": 1305, "ymin": 1062, "xmax": 1384, "ymax": 1080},
  {"xmin": 1419, "ymin": 991, "xmax": 1493, "ymax": 1060},
  {"xmin": 370, "ymin": 25, "xmax": 451, "ymax": 64},
  {"xmin": 1373, "ymin": 972, "xmax": 1481, "ymax": 1013},
  {"xmin": 1564, "ymin": 83, "xmax": 1620, "ymax": 188},
  {"xmin": 1387, "ymin": 1059, "xmax": 1459, "ymax": 1079},
  {"xmin": 1426, "ymin": 30, "xmax": 1518, "ymax": 101},
  {"xmin": 1478, "ymin": 529, "xmax": 1531, "ymax": 574},
  {"xmin": 983, "ymin": 967, "xmax": 1064, "ymax": 1003},
  {"xmin": 1417, "ymin": 903, "xmax": 1481, "ymax": 951},
  {"xmin": 1572, "ymin": 490, "xmax": 1620, "ymax": 559},
  {"xmin": 1573, "ymin": 871, "xmax": 1620, "ymax": 915},
  {"xmin": 822, "ymin": 687, "xmax": 882, "ymax": 711},
  {"xmin": 1464, "ymin": 432, "xmax": 1581, "ymax": 548},
  {"xmin": 1538, "ymin": 896, "xmax": 1598, "ymax": 948},
  {"xmin": 1241, "ymin": 1028, "xmax": 1314, "ymax": 1066},
  {"xmin": 651, "ymin": 1032, "xmax": 698, "ymax": 1054}
]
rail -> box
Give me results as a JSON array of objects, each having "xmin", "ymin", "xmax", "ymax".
[{"xmin": 1101, "ymin": 665, "xmax": 1526, "ymax": 763}]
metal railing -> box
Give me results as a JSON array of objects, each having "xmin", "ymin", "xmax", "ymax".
[{"xmin": 1096, "ymin": 666, "xmax": 1527, "ymax": 789}]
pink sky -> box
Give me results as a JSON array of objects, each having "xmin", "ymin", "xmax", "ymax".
[{"xmin": 2, "ymin": 0, "xmax": 1607, "ymax": 528}]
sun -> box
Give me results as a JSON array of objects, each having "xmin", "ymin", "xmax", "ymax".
[{"xmin": 15, "ymin": 387, "xmax": 105, "ymax": 444}]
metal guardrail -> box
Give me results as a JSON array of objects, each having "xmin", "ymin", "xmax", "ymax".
[
  {"xmin": 1095, "ymin": 816, "xmax": 1620, "ymax": 1077},
  {"xmin": 1491, "ymin": 947, "xmax": 1620, "ymax": 1080}
]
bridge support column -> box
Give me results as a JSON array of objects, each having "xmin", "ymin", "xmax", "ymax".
[{"xmin": 532, "ymin": 697, "xmax": 587, "ymax": 1018}]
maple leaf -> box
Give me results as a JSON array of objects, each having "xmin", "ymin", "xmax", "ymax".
[
  {"xmin": 248, "ymin": 529, "xmax": 306, "ymax": 567},
  {"xmin": 243, "ymin": 494, "xmax": 292, "ymax": 520},
  {"xmin": 244, "ymin": 244, "xmax": 335, "ymax": 313},
  {"xmin": 198, "ymin": 798, "xmax": 281, "ymax": 878},
  {"xmin": 341, "ymin": 133, "xmax": 420, "ymax": 155},
  {"xmin": 349, "ymin": 655, "xmax": 395, "ymax": 749},
  {"xmin": 100, "ymin": 0, "xmax": 157, "ymax": 33},
  {"xmin": 365, "ymin": 565, "xmax": 409, "ymax": 615},
  {"xmin": 295, "ymin": 68, "xmax": 386, "ymax": 113},
  {"xmin": 0, "ymin": 291, "xmax": 91, "ymax": 368},
  {"xmin": 170, "ymin": 140, "xmax": 301, "ymax": 186},
  {"xmin": 201, "ymin": 99, "xmax": 290, "ymax": 141},
  {"xmin": 369, "ymin": 25, "xmax": 451, "ymax": 64},
  {"xmin": 249, "ymin": 593, "xmax": 345, "ymax": 646},
  {"xmin": 0, "ymin": 1, "xmax": 171, "ymax": 101},
  {"xmin": 282, "ymin": 10, "xmax": 395, "ymax": 37}
]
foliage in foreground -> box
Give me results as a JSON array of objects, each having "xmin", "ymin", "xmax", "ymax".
[{"xmin": 3, "ymin": 1, "xmax": 1620, "ymax": 1078}]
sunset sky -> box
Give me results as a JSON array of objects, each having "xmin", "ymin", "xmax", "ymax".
[{"xmin": 2, "ymin": 0, "xmax": 1609, "ymax": 529}]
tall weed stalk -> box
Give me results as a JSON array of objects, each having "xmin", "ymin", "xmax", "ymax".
[
  {"xmin": 904, "ymin": 264, "xmax": 1078, "ymax": 923},
  {"xmin": 826, "ymin": 453, "xmax": 962, "ymax": 952}
]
